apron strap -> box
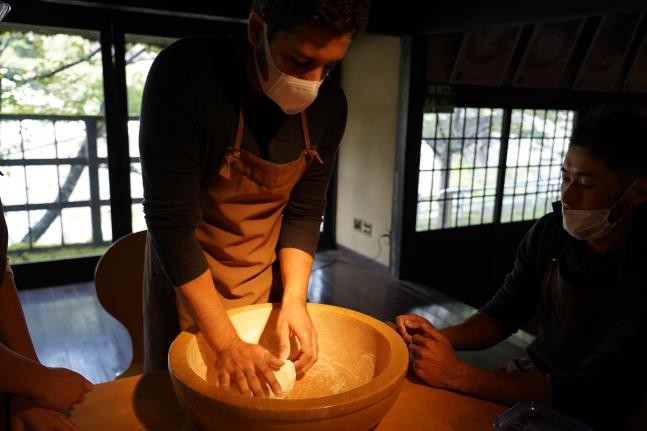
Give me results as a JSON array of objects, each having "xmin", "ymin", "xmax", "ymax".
[
  {"xmin": 218, "ymin": 108, "xmax": 244, "ymax": 179},
  {"xmin": 300, "ymin": 111, "xmax": 311, "ymax": 151},
  {"xmin": 226, "ymin": 107, "xmax": 322, "ymax": 173},
  {"xmin": 300, "ymin": 111, "xmax": 323, "ymax": 164},
  {"xmin": 234, "ymin": 107, "xmax": 245, "ymax": 150}
]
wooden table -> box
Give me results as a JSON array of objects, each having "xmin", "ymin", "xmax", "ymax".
[{"xmin": 70, "ymin": 372, "xmax": 507, "ymax": 430}]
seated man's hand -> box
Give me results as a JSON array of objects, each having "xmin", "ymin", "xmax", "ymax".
[
  {"xmin": 32, "ymin": 368, "xmax": 93, "ymax": 411},
  {"xmin": 10, "ymin": 395, "xmax": 79, "ymax": 431},
  {"xmin": 214, "ymin": 339, "xmax": 284, "ymax": 398},
  {"xmin": 407, "ymin": 321, "xmax": 464, "ymax": 389},
  {"xmin": 395, "ymin": 313, "xmax": 435, "ymax": 343},
  {"xmin": 276, "ymin": 300, "xmax": 318, "ymax": 379}
]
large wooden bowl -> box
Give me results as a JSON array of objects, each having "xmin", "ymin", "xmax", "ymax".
[{"xmin": 168, "ymin": 303, "xmax": 408, "ymax": 431}]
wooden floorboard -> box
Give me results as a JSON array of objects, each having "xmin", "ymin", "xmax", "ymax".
[
  {"xmin": 18, "ymin": 248, "xmax": 532, "ymax": 383},
  {"xmin": 19, "ymin": 282, "xmax": 131, "ymax": 383}
]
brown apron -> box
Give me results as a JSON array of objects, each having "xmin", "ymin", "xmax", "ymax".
[
  {"xmin": 526, "ymin": 254, "xmax": 616, "ymax": 373},
  {"xmin": 143, "ymin": 108, "xmax": 321, "ymax": 372}
]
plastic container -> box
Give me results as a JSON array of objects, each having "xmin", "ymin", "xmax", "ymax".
[{"xmin": 493, "ymin": 401, "xmax": 592, "ymax": 431}]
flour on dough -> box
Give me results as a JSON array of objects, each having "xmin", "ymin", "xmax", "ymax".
[{"xmin": 268, "ymin": 359, "xmax": 296, "ymax": 399}]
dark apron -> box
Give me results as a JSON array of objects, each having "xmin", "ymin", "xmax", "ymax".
[
  {"xmin": 143, "ymin": 108, "xmax": 320, "ymax": 372},
  {"xmin": 527, "ymin": 254, "xmax": 616, "ymax": 373}
]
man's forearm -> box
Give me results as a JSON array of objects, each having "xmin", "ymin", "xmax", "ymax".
[
  {"xmin": 0, "ymin": 344, "xmax": 47, "ymax": 397},
  {"xmin": 176, "ymin": 269, "xmax": 239, "ymax": 352},
  {"xmin": 441, "ymin": 312, "xmax": 504, "ymax": 351},
  {"xmin": 451, "ymin": 363, "xmax": 550, "ymax": 406},
  {"xmin": 278, "ymin": 247, "xmax": 313, "ymax": 305},
  {"xmin": 0, "ymin": 268, "xmax": 38, "ymax": 361}
]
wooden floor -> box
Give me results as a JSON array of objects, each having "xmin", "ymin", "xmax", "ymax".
[
  {"xmin": 18, "ymin": 248, "xmax": 532, "ymax": 384},
  {"xmin": 19, "ymin": 283, "xmax": 132, "ymax": 383}
]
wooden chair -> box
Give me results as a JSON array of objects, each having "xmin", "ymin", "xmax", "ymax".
[{"xmin": 94, "ymin": 230, "xmax": 147, "ymax": 378}]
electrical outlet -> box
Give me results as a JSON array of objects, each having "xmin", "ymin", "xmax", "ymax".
[
  {"xmin": 362, "ymin": 221, "xmax": 372, "ymax": 236},
  {"xmin": 353, "ymin": 217, "xmax": 362, "ymax": 231},
  {"xmin": 381, "ymin": 230, "xmax": 391, "ymax": 244}
]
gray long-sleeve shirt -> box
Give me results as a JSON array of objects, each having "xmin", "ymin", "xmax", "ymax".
[{"xmin": 139, "ymin": 36, "xmax": 346, "ymax": 286}]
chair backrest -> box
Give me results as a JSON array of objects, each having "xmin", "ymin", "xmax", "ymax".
[{"xmin": 95, "ymin": 230, "xmax": 147, "ymax": 378}]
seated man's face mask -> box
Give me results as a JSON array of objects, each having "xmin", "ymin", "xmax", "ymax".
[
  {"xmin": 562, "ymin": 180, "xmax": 637, "ymax": 241},
  {"xmin": 254, "ymin": 22, "xmax": 323, "ymax": 115}
]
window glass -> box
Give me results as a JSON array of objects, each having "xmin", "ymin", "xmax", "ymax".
[
  {"xmin": 417, "ymin": 108, "xmax": 574, "ymax": 231},
  {"xmin": 0, "ymin": 24, "xmax": 107, "ymax": 263}
]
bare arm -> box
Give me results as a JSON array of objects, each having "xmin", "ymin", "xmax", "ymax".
[
  {"xmin": 0, "ymin": 267, "xmax": 38, "ymax": 360},
  {"xmin": 176, "ymin": 269, "xmax": 239, "ymax": 352},
  {"xmin": 276, "ymin": 247, "xmax": 318, "ymax": 378},
  {"xmin": 397, "ymin": 312, "xmax": 505, "ymax": 351},
  {"xmin": 279, "ymin": 247, "xmax": 312, "ymax": 306},
  {"xmin": 176, "ymin": 269, "xmax": 283, "ymax": 398},
  {"xmin": 440, "ymin": 311, "xmax": 505, "ymax": 351},
  {"xmin": 0, "ymin": 266, "xmax": 92, "ymax": 410},
  {"xmin": 399, "ymin": 314, "xmax": 550, "ymax": 406},
  {"xmin": 0, "ymin": 265, "xmax": 48, "ymax": 396},
  {"xmin": 0, "ymin": 344, "xmax": 49, "ymax": 396},
  {"xmin": 447, "ymin": 363, "xmax": 550, "ymax": 406}
]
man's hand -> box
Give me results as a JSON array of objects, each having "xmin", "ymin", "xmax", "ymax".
[
  {"xmin": 214, "ymin": 339, "xmax": 284, "ymax": 398},
  {"xmin": 401, "ymin": 317, "xmax": 466, "ymax": 389},
  {"xmin": 10, "ymin": 395, "xmax": 80, "ymax": 431},
  {"xmin": 32, "ymin": 368, "xmax": 93, "ymax": 411},
  {"xmin": 395, "ymin": 313, "xmax": 436, "ymax": 343},
  {"xmin": 276, "ymin": 300, "xmax": 318, "ymax": 379}
]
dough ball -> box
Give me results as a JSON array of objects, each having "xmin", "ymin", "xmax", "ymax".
[{"xmin": 268, "ymin": 359, "xmax": 296, "ymax": 399}]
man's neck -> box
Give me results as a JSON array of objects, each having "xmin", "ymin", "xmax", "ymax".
[{"xmin": 245, "ymin": 44, "xmax": 262, "ymax": 94}]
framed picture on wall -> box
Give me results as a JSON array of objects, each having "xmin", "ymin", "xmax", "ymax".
[
  {"xmin": 450, "ymin": 27, "xmax": 521, "ymax": 86},
  {"xmin": 513, "ymin": 19, "xmax": 584, "ymax": 88},
  {"xmin": 575, "ymin": 12, "xmax": 643, "ymax": 91}
]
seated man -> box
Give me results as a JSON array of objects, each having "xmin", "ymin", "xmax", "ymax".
[
  {"xmin": 396, "ymin": 107, "xmax": 647, "ymax": 430},
  {"xmin": 0, "ymin": 198, "xmax": 93, "ymax": 430}
]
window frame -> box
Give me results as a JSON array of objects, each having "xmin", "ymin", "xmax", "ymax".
[
  {"xmin": 3, "ymin": 3, "xmax": 247, "ymax": 288},
  {"xmin": 415, "ymin": 107, "xmax": 576, "ymax": 232}
]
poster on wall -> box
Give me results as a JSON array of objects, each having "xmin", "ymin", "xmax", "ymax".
[
  {"xmin": 450, "ymin": 27, "xmax": 521, "ymax": 86},
  {"xmin": 513, "ymin": 19, "xmax": 584, "ymax": 88},
  {"xmin": 575, "ymin": 12, "xmax": 643, "ymax": 92}
]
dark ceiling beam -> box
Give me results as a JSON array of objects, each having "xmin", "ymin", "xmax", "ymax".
[
  {"xmin": 8, "ymin": 0, "xmax": 247, "ymax": 39},
  {"xmin": 15, "ymin": 0, "xmax": 647, "ymax": 36},
  {"xmin": 31, "ymin": 0, "xmax": 250, "ymax": 23}
]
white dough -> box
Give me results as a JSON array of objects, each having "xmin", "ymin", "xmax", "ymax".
[{"xmin": 268, "ymin": 359, "xmax": 296, "ymax": 399}]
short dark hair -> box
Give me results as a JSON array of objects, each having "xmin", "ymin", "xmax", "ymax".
[
  {"xmin": 569, "ymin": 106, "xmax": 647, "ymax": 178},
  {"xmin": 251, "ymin": 0, "xmax": 370, "ymax": 40}
]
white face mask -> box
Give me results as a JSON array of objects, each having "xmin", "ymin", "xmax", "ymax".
[
  {"xmin": 254, "ymin": 23, "xmax": 323, "ymax": 114},
  {"xmin": 562, "ymin": 181, "xmax": 636, "ymax": 241}
]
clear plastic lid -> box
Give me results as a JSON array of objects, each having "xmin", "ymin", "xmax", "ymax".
[{"xmin": 493, "ymin": 401, "xmax": 592, "ymax": 431}]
